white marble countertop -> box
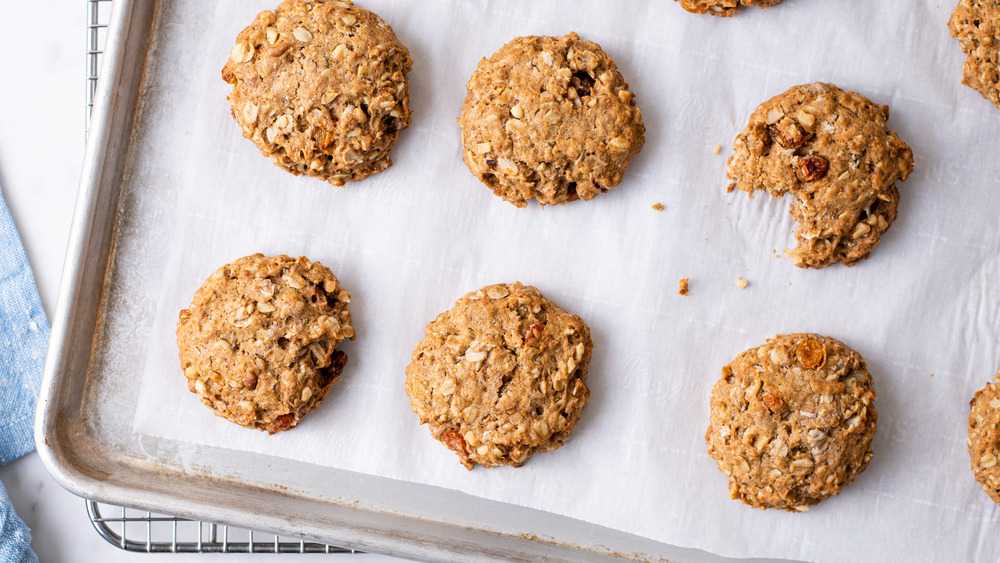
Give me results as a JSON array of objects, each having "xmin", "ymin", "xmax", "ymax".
[{"xmin": 0, "ymin": 2, "xmax": 404, "ymax": 561}]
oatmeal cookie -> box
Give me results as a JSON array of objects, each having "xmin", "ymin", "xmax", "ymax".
[
  {"xmin": 949, "ymin": 0, "xmax": 1000, "ymax": 110},
  {"xmin": 676, "ymin": 0, "xmax": 783, "ymax": 17},
  {"xmin": 222, "ymin": 0, "xmax": 412, "ymax": 186},
  {"xmin": 968, "ymin": 372, "xmax": 1000, "ymax": 504},
  {"xmin": 176, "ymin": 254, "xmax": 355, "ymax": 433},
  {"xmin": 458, "ymin": 33, "xmax": 645, "ymax": 207},
  {"xmin": 727, "ymin": 83, "xmax": 914, "ymax": 268},
  {"xmin": 405, "ymin": 283, "xmax": 592, "ymax": 469},
  {"xmin": 706, "ymin": 334, "xmax": 878, "ymax": 511}
]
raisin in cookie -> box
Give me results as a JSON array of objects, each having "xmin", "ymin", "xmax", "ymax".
[
  {"xmin": 405, "ymin": 283, "xmax": 592, "ymax": 469},
  {"xmin": 727, "ymin": 83, "xmax": 914, "ymax": 268},
  {"xmin": 706, "ymin": 334, "xmax": 877, "ymax": 511},
  {"xmin": 949, "ymin": 0, "xmax": 1000, "ymax": 110},
  {"xmin": 458, "ymin": 33, "xmax": 644, "ymax": 207},
  {"xmin": 968, "ymin": 373, "xmax": 1000, "ymax": 504},
  {"xmin": 177, "ymin": 254, "xmax": 355, "ymax": 433},
  {"xmin": 222, "ymin": 0, "xmax": 412, "ymax": 186},
  {"xmin": 676, "ymin": 0, "xmax": 783, "ymax": 17}
]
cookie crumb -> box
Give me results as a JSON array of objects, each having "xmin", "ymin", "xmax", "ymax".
[
  {"xmin": 736, "ymin": 277, "xmax": 748, "ymax": 289},
  {"xmin": 652, "ymin": 202, "xmax": 665, "ymax": 211},
  {"xmin": 726, "ymin": 182, "xmax": 735, "ymax": 193},
  {"xmin": 713, "ymin": 144, "xmax": 721, "ymax": 155},
  {"xmin": 678, "ymin": 278, "xmax": 690, "ymax": 296}
]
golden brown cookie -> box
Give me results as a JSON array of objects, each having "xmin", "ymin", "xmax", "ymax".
[
  {"xmin": 968, "ymin": 372, "xmax": 1000, "ymax": 504},
  {"xmin": 727, "ymin": 83, "xmax": 914, "ymax": 268},
  {"xmin": 177, "ymin": 254, "xmax": 355, "ymax": 433},
  {"xmin": 949, "ymin": 0, "xmax": 1000, "ymax": 110},
  {"xmin": 706, "ymin": 334, "xmax": 878, "ymax": 511},
  {"xmin": 405, "ymin": 283, "xmax": 592, "ymax": 469},
  {"xmin": 222, "ymin": 0, "xmax": 412, "ymax": 186},
  {"xmin": 676, "ymin": 0, "xmax": 783, "ymax": 17},
  {"xmin": 458, "ymin": 33, "xmax": 645, "ymax": 207}
]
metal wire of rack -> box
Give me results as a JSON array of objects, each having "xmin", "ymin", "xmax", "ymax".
[
  {"xmin": 85, "ymin": 0, "xmax": 112, "ymax": 136},
  {"xmin": 84, "ymin": 1, "xmax": 354, "ymax": 553},
  {"xmin": 86, "ymin": 501, "xmax": 354, "ymax": 554}
]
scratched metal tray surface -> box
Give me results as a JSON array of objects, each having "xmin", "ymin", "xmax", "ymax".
[{"xmin": 33, "ymin": 0, "xmax": 743, "ymax": 560}]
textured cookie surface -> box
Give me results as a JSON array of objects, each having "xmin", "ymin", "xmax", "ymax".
[
  {"xmin": 222, "ymin": 0, "xmax": 412, "ymax": 186},
  {"xmin": 727, "ymin": 83, "xmax": 914, "ymax": 268},
  {"xmin": 969, "ymin": 373, "xmax": 1000, "ymax": 504},
  {"xmin": 677, "ymin": 0, "xmax": 783, "ymax": 17},
  {"xmin": 177, "ymin": 254, "xmax": 355, "ymax": 433},
  {"xmin": 405, "ymin": 283, "xmax": 592, "ymax": 469},
  {"xmin": 458, "ymin": 33, "xmax": 645, "ymax": 207},
  {"xmin": 949, "ymin": 0, "xmax": 1000, "ymax": 110},
  {"xmin": 706, "ymin": 334, "xmax": 877, "ymax": 511}
]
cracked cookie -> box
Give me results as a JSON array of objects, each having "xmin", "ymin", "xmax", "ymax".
[
  {"xmin": 405, "ymin": 283, "xmax": 592, "ymax": 469},
  {"xmin": 727, "ymin": 83, "xmax": 914, "ymax": 268},
  {"xmin": 968, "ymin": 372, "xmax": 1000, "ymax": 504},
  {"xmin": 706, "ymin": 334, "xmax": 877, "ymax": 511},
  {"xmin": 458, "ymin": 33, "xmax": 645, "ymax": 207},
  {"xmin": 949, "ymin": 0, "xmax": 1000, "ymax": 110},
  {"xmin": 177, "ymin": 254, "xmax": 355, "ymax": 433},
  {"xmin": 676, "ymin": 0, "xmax": 783, "ymax": 17},
  {"xmin": 222, "ymin": 0, "xmax": 412, "ymax": 186}
]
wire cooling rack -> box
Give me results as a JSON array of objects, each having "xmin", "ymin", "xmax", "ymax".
[
  {"xmin": 86, "ymin": 501, "xmax": 353, "ymax": 554},
  {"xmin": 84, "ymin": 0, "xmax": 354, "ymax": 553},
  {"xmin": 85, "ymin": 0, "xmax": 111, "ymax": 136}
]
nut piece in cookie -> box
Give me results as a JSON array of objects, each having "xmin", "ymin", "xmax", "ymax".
[
  {"xmin": 676, "ymin": 0, "xmax": 784, "ymax": 17},
  {"xmin": 968, "ymin": 372, "xmax": 1000, "ymax": 504},
  {"xmin": 222, "ymin": 0, "xmax": 412, "ymax": 186},
  {"xmin": 458, "ymin": 33, "xmax": 645, "ymax": 207},
  {"xmin": 726, "ymin": 83, "xmax": 914, "ymax": 268},
  {"xmin": 405, "ymin": 283, "xmax": 592, "ymax": 469},
  {"xmin": 176, "ymin": 254, "xmax": 355, "ymax": 433},
  {"xmin": 949, "ymin": 0, "xmax": 1000, "ymax": 110},
  {"xmin": 705, "ymin": 333, "xmax": 877, "ymax": 511}
]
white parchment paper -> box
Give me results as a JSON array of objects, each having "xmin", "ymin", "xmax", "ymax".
[{"xmin": 131, "ymin": 1, "xmax": 1000, "ymax": 560}]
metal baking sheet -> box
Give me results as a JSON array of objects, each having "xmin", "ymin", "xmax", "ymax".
[
  {"xmin": 33, "ymin": 1, "xmax": 719, "ymax": 560},
  {"xmin": 35, "ymin": 0, "xmax": 1000, "ymax": 561}
]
